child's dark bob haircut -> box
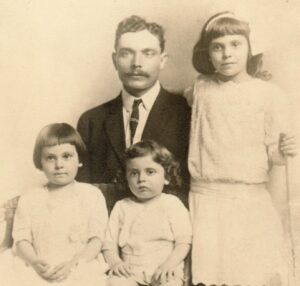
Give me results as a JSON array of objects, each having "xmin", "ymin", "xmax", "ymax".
[
  {"xmin": 33, "ymin": 123, "xmax": 87, "ymax": 170},
  {"xmin": 124, "ymin": 140, "xmax": 181, "ymax": 187},
  {"xmin": 192, "ymin": 12, "xmax": 270, "ymax": 80}
]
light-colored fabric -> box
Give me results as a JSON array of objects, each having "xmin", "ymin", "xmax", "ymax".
[
  {"xmin": 189, "ymin": 182, "xmax": 290, "ymax": 286},
  {"xmin": 187, "ymin": 75, "xmax": 292, "ymax": 285},
  {"xmin": 13, "ymin": 182, "xmax": 108, "ymax": 264},
  {"xmin": 1, "ymin": 181, "xmax": 108, "ymax": 285},
  {"xmin": 0, "ymin": 252, "xmax": 108, "ymax": 286},
  {"xmin": 187, "ymin": 75, "xmax": 290, "ymax": 184},
  {"xmin": 122, "ymin": 81, "xmax": 160, "ymax": 147},
  {"xmin": 103, "ymin": 193, "xmax": 192, "ymax": 285},
  {"xmin": 106, "ymin": 272, "xmax": 184, "ymax": 286}
]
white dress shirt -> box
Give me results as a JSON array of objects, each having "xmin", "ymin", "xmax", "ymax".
[{"xmin": 122, "ymin": 81, "xmax": 160, "ymax": 148}]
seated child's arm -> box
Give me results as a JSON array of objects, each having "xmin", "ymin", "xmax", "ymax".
[
  {"xmin": 50, "ymin": 188, "xmax": 108, "ymax": 282},
  {"xmin": 13, "ymin": 196, "xmax": 56, "ymax": 280},
  {"xmin": 71, "ymin": 236, "xmax": 102, "ymax": 264},
  {"xmin": 152, "ymin": 196, "xmax": 192, "ymax": 284},
  {"xmin": 49, "ymin": 237, "xmax": 102, "ymax": 282},
  {"xmin": 16, "ymin": 240, "xmax": 55, "ymax": 280},
  {"xmin": 152, "ymin": 243, "xmax": 191, "ymax": 283},
  {"xmin": 103, "ymin": 246, "xmax": 122, "ymax": 268},
  {"xmin": 103, "ymin": 247, "xmax": 132, "ymax": 278},
  {"xmin": 103, "ymin": 201, "xmax": 132, "ymax": 278}
]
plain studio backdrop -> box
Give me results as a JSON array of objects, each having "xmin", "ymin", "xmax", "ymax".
[{"xmin": 0, "ymin": 0, "xmax": 300, "ymax": 278}]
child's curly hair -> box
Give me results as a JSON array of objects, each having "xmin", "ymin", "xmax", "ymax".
[{"xmin": 124, "ymin": 140, "xmax": 182, "ymax": 188}]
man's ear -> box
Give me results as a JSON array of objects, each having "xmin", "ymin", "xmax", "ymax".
[
  {"xmin": 159, "ymin": 52, "xmax": 168, "ymax": 70},
  {"xmin": 112, "ymin": 52, "xmax": 117, "ymax": 70}
]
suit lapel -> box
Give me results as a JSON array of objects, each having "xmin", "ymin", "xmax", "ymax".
[
  {"xmin": 104, "ymin": 95, "xmax": 126, "ymax": 162},
  {"xmin": 142, "ymin": 87, "xmax": 169, "ymax": 139}
]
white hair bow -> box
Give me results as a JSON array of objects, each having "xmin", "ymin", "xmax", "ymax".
[{"xmin": 205, "ymin": 11, "xmax": 269, "ymax": 56}]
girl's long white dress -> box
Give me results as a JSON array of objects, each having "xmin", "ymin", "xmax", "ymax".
[
  {"xmin": 187, "ymin": 75, "xmax": 292, "ymax": 286},
  {"xmin": 0, "ymin": 182, "xmax": 108, "ymax": 286}
]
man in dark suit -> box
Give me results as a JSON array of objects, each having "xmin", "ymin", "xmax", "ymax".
[{"xmin": 77, "ymin": 15, "xmax": 190, "ymax": 202}]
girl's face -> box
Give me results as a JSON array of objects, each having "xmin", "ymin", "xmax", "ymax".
[
  {"xmin": 208, "ymin": 34, "xmax": 249, "ymax": 80},
  {"xmin": 126, "ymin": 155, "xmax": 169, "ymax": 202},
  {"xmin": 41, "ymin": 143, "xmax": 79, "ymax": 188}
]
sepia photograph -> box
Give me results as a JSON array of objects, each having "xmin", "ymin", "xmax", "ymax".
[{"xmin": 0, "ymin": 0, "xmax": 300, "ymax": 285}]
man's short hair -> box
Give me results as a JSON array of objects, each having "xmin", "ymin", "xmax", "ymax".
[{"xmin": 114, "ymin": 15, "xmax": 165, "ymax": 52}]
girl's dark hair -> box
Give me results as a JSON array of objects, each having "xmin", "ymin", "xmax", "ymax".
[
  {"xmin": 33, "ymin": 123, "xmax": 87, "ymax": 170},
  {"xmin": 124, "ymin": 140, "xmax": 181, "ymax": 187},
  {"xmin": 192, "ymin": 12, "xmax": 271, "ymax": 80}
]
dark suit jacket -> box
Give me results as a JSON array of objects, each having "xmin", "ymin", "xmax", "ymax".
[{"xmin": 77, "ymin": 87, "xmax": 191, "ymax": 199}]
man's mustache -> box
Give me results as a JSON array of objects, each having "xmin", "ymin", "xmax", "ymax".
[{"xmin": 125, "ymin": 71, "xmax": 149, "ymax": 77}]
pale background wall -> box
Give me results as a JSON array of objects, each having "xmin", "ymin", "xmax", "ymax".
[{"xmin": 0, "ymin": 0, "xmax": 299, "ymax": 276}]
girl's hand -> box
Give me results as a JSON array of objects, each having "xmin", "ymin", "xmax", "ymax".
[
  {"xmin": 108, "ymin": 261, "xmax": 132, "ymax": 278},
  {"xmin": 279, "ymin": 133, "xmax": 297, "ymax": 157},
  {"xmin": 47, "ymin": 259, "xmax": 77, "ymax": 282},
  {"xmin": 151, "ymin": 263, "xmax": 178, "ymax": 284},
  {"xmin": 32, "ymin": 259, "xmax": 54, "ymax": 280}
]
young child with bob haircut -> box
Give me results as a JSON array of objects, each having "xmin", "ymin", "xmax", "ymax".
[{"xmin": 0, "ymin": 123, "xmax": 108, "ymax": 286}]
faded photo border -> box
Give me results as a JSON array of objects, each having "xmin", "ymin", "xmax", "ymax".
[{"xmin": 0, "ymin": 0, "xmax": 300, "ymax": 284}]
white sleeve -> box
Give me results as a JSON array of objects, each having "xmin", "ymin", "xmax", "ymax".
[
  {"xmin": 167, "ymin": 196, "xmax": 192, "ymax": 245},
  {"xmin": 265, "ymin": 84, "xmax": 291, "ymax": 148},
  {"xmin": 12, "ymin": 195, "xmax": 32, "ymax": 244},
  {"xmin": 102, "ymin": 201, "xmax": 122, "ymax": 251},
  {"xmin": 87, "ymin": 186, "xmax": 108, "ymax": 242}
]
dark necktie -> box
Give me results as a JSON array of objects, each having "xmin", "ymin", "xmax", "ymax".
[{"xmin": 130, "ymin": 99, "xmax": 142, "ymax": 144}]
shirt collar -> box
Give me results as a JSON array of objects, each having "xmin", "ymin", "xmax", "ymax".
[{"xmin": 122, "ymin": 81, "xmax": 161, "ymax": 112}]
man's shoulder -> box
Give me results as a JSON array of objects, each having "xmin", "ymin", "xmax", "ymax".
[
  {"xmin": 160, "ymin": 87, "xmax": 189, "ymax": 108},
  {"xmin": 79, "ymin": 95, "xmax": 121, "ymax": 120}
]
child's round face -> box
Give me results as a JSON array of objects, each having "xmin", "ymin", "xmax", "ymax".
[
  {"xmin": 208, "ymin": 34, "xmax": 249, "ymax": 80},
  {"xmin": 126, "ymin": 155, "xmax": 169, "ymax": 202},
  {"xmin": 41, "ymin": 143, "xmax": 79, "ymax": 187}
]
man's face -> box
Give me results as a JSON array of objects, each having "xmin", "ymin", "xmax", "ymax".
[{"xmin": 112, "ymin": 30, "xmax": 168, "ymax": 97}]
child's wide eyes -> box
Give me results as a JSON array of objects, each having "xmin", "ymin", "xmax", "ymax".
[
  {"xmin": 62, "ymin": 152, "xmax": 73, "ymax": 160},
  {"xmin": 44, "ymin": 153, "xmax": 73, "ymax": 161},
  {"xmin": 210, "ymin": 40, "xmax": 243, "ymax": 52},
  {"xmin": 210, "ymin": 44, "xmax": 222, "ymax": 52},
  {"xmin": 146, "ymin": 168, "xmax": 156, "ymax": 175},
  {"xmin": 45, "ymin": 155, "xmax": 55, "ymax": 161},
  {"xmin": 128, "ymin": 168, "xmax": 157, "ymax": 177},
  {"xmin": 128, "ymin": 170, "xmax": 138, "ymax": 177},
  {"xmin": 231, "ymin": 40, "xmax": 241, "ymax": 47}
]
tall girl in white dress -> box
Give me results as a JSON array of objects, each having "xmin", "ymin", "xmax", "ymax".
[
  {"xmin": 186, "ymin": 12, "xmax": 297, "ymax": 286},
  {"xmin": 1, "ymin": 123, "xmax": 108, "ymax": 286}
]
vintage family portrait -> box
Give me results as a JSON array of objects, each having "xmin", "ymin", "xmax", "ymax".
[{"xmin": 0, "ymin": 0, "xmax": 299, "ymax": 285}]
